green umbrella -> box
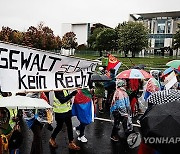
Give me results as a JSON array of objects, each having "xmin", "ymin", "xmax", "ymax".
[{"xmin": 166, "ymin": 60, "xmax": 180, "ymax": 69}]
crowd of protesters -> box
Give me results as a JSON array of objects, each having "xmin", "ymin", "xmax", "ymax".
[{"xmin": 0, "ymin": 64, "xmax": 180, "ymax": 154}]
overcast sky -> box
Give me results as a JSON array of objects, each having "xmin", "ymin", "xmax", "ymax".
[{"xmin": 0, "ymin": 0, "xmax": 180, "ymax": 36}]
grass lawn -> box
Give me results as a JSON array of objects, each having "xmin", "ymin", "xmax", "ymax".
[{"xmin": 74, "ymin": 52, "xmax": 178, "ymax": 72}]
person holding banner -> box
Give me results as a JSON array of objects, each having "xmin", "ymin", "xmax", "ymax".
[{"xmin": 49, "ymin": 90, "xmax": 80, "ymax": 150}]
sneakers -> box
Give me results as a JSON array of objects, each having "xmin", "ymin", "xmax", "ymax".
[
  {"xmin": 73, "ymin": 127, "xmax": 80, "ymax": 136},
  {"xmin": 110, "ymin": 136, "xmax": 119, "ymax": 142},
  {"xmin": 49, "ymin": 138, "xmax": 58, "ymax": 148},
  {"xmin": 136, "ymin": 120, "xmax": 140, "ymax": 125},
  {"xmin": 68, "ymin": 141, "xmax": 80, "ymax": 150},
  {"xmin": 78, "ymin": 135, "xmax": 88, "ymax": 143}
]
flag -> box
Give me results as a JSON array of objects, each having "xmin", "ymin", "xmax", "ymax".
[
  {"xmin": 72, "ymin": 89, "xmax": 94, "ymax": 124},
  {"xmin": 106, "ymin": 54, "xmax": 122, "ymax": 75},
  {"xmin": 164, "ymin": 71, "xmax": 177, "ymax": 90}
]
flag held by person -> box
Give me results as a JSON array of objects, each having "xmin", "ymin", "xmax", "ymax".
[
  {"xmin": 106, "ymin": 54, "xmax": 122, "ymax": 75},
  {"xmin": 72, "ymin": 89, "xmax": 94, "ymax": 125}
]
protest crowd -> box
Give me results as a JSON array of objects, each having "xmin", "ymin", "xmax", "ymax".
[{"xmin": 0, "ymin": 42, "xmax": 180, "ymax": 154}]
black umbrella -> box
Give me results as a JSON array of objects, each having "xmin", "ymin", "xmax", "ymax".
[
  {"xmin": 90, "ymin": 74, "xmax": 111, "ymax": 82},
  {"xmin": 140, "ymin": 100, "xmax": 180, "ymax": 153},
  {"xmin": 131, "ymin": 64, "xmax": 146, "ymax": 70}
]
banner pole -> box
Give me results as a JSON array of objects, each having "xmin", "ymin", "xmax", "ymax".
[{"xmin": 122, "ymin": 63, "xmax": 130, "ymax": 69}]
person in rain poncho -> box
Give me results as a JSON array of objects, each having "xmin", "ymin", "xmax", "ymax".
[{"xmin": 110, "ymin": 80, "xmax": 133, "ymax": 142}]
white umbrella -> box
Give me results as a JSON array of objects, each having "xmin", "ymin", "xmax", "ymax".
[{"xmin": 0, "ymin": 96, "xmax": 52, "ymax": 109}]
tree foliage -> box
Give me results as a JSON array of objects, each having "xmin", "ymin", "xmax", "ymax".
[
  {"xmin": 116, "ymin": 21, "xmax": 149, "ymax": 57},
  {"xmin": 0, "ymin": 27, "xmax": 23, "ymax": 44},
  {"xmin": 0, "ymin": 22, "xmax": 62, "ymax": 51},
  {"xmin": 96, "ymin": 28, "xmax": 118, "ymax": 51},
  {"xmin": 173, "ymin": 23, "xmax": 180, "ymax": 50},
  {"xmin": 87, "ymin": 27, "xmax": 103, "ymax": 50},
  {"xmin": 61, "ymin": 32, "xmax": 78, "ymax": 50}
]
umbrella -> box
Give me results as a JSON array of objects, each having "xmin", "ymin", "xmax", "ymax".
[
  {"xmin": 145, "ymin": 78, "xmax": 161, "ymax": 93},
  {"xmin": 147, "ymin": 89, "xmax": 180, "ymax": 105},
  {"xmin": 140, "ymin": 100, "xmax": 180, "ymax": 153},
  {"xmin": 0, "ymin": 96, "xmax": 52, "ymax": 109},
  {"xmin": 131, "ymin": 64, "xmax": 146, "ymax": 70},
  {"xmin": 90, "ymin": 74, "xmax": 111, "ymax": 82},
  {"xmin": 161, "ymin": 67, "xmax": 174, "ymax": 77},
  {"xmin": 166, "ymin": 60, "xmax": 180, "ymax": 69},
  {"xmin": 116, "ymin": 69, "xmax": 153, "ymax": 79}
]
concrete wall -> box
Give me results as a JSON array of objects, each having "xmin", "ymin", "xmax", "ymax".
[
  {"xmin": 61, "ymin": 23, "xmax": 89, "ymax": 46},
  {"xmin": 72, "ymin": 24, "xmax": 88, "ymax": 45},
  {"xmin": 61, "ymin": 23, "xmax": 72, "ymax": 36}
]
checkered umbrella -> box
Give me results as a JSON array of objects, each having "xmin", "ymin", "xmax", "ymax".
[{"xmin": 147, "ymin": 89, "xmax": 180, "ymax": 105}]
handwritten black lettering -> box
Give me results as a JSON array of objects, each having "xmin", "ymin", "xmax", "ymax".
[
  {"xmin": 0, "ymin": 48, "xmax": 8, "ymax": 68},
  {"xmin": 21, "ymin": 52, "xmax": 33, "ymax": 70},
  {"xmin": 74, "ymin": 76, "xmax": 81, "ymax": 87},
  {"xmin": 18, "ymin": 70, "xmax": 28, "ymax": 89},
  {"xmin": 30, "ymin": 54, "xmax": 40, "ymax": 71},
  {"xmin": 18, "ymin": 70, "xmax": 47, "ymax": 89},
  {"xmin": 48, "ymin": 56, "xmax": 62, "ymax": 71},
  {"xmin": 9, "ymin": 50, "xmax": 20, "ymax": 70},
  {"xmin": 28, "ymin": 75, "xmax": 36, "ymax": 89},
  {"xmin": 55, "ymin": 72, "xmax": 66, "ymax": 88},
  {"xmin": 40, "ymin": 55, "xmax": 48, "ymax": 71},
  {"xmin": 65, "ymin": 76, "xmax": 73, "ymax": 88}
]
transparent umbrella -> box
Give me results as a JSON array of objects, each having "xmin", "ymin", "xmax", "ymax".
[{"xmin": 0, "ymin": 96, "xmax": 52, "ymax": 109}]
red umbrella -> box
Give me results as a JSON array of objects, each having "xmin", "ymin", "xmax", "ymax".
[{"xmin": 116, "ymin": 69, "xmax": 153, "ymax": 79}]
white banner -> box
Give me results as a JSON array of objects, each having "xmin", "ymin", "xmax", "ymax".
[{"xmin": 0, "ymin": 42, "xmax": 97, "ymax": 92}]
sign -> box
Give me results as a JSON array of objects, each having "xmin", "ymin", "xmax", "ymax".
[{"xmin": 0, "ymin": 42, "xmax": 97, "ymax": 92}]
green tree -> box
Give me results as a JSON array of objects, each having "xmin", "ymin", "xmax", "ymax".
[
  {"xmin": 87, "ymin": 27, "xmax": 103, "ymax": 50},
  {"xmin": 116, "ymin": 21, "xmax": 149, "ymax": 57},
  {"xmin": 173, "ymin": 23, "xmax": 180, "ymax": 57},
  {"xmin": 96, "ymin": 28, "xmax": 118, "ymax": 51}
]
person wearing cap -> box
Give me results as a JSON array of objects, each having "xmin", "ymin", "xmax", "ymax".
[{"xmin": 110, "ymin": 80, "xmax": 133, "ymax": 142}]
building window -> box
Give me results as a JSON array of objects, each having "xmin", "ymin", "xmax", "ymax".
[
  {"xmin": 167, "ymin": 20, "xmax": 171, "ymax": 33},
  {"xmin": 155, "ymin": 38, "xmax": 164, "ymax": 48},
  {"xmin": 157, "ymin": 19, "xmax": 166, "ymax": 33}
]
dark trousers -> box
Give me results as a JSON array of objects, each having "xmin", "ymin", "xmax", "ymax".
[
  {"xmin": 111, "ymin": 111, "xmax": 128, "ymax": 137},
  {"xmin": 106, "ymin": 89, "xmax": 115, "ymax": 109},
  {"xmin": 51, "ymin": 111, "xmax": 73, "ymax": 142},
  {"xmin": 76, "ymin": 122, "xmax": 87, "ymax": 137},
  {"xmin": 30, "ymin": 119, "xmax": 43, "ymax": 154}
]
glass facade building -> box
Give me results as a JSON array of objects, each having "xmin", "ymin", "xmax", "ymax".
[{"xmin": 129, "ymin": 11, "xmax": 180, "ymax": 56}]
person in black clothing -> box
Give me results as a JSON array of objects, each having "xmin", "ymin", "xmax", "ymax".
[{"xmin": 104, "ymin": 69, "xmax": 116, "ymax": 109}]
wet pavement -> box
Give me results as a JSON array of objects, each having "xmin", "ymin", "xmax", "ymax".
[{"xmin": 19, "ymin": 107, "xmax": 140, "ymax": 154}]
